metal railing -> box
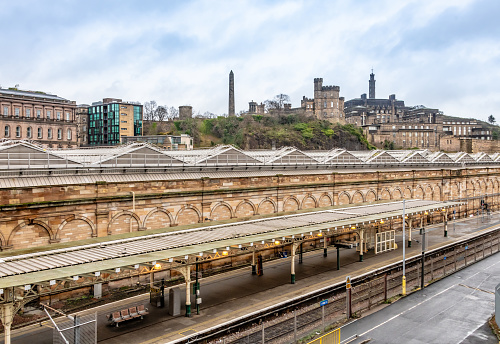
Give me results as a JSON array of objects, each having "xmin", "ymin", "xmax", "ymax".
[{"xmin": 306, "ymin": 328, "xmax": 341, "ymax": 344}]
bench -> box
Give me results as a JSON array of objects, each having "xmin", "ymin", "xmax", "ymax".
[{"xmin": 108, "ymin": 305, "xmax": 149, "ymax": 327}]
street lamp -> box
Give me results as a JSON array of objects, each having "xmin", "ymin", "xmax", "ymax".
[
  {"xmin": 402, "ymin": 199, "xmax": 406, "ymax": 296},
  {"xmin": 442, "ymin": 208, "xmax": 448, "ymax": 237}
]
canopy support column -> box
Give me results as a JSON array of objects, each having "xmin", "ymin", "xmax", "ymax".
[
  {"xmin": 291, "ymin": 242, "xmax": 300, "ymax": 284},
  {"xmin": 1, "ymin": 303, "xmax": 14, "ymax": 344}
]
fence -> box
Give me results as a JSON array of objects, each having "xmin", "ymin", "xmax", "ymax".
[
  {"xmin": 306, "ymin": 328, "xmax": 341, "ymax": 344},
  {"xmin": 220, "ymin": 227, "xmax": 500, "ymax": 344},
  {"xmin": 53, "ymin": 313, "xmax": 97, "ymax": 344}
]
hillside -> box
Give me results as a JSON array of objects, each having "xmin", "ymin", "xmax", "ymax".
[{"xmin": 149, "ymin": 113, "xmax": 375, "ymax": 150}]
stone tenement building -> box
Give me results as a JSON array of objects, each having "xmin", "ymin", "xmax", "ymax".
[
  {"xmin": 0, "ymin": 143, "xmax": 498, "ymax": 251},
  {"xmin": 0, "ymin": 87, "xmax": 78, "ymax": 148}
]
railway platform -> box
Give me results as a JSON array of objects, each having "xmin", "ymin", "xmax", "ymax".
[{"xmin": 2, "ymin": 210, "xmax": 498, "ymax": 344}]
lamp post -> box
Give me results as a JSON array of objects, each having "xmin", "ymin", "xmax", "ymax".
[
  {"xmin": 402, "ymin": 199, "xmax": 406, "ymax": 296},
  {"xmin": 420, "ymin": 211, "xmax": 428, "ymax": 289}
]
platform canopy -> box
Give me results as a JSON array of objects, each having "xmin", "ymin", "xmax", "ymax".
[{"xmin": 0, "ymin": 200, "xmax": 461, "ymax": 295}]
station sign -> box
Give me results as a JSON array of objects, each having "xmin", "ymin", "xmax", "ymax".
[{"xmin": 320, "ymin": 299, "xmax": 328, "ymax": 307}]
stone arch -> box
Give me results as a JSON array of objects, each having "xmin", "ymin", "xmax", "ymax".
[
  {"xmin": 380, "ymin": 188, "xmax": 391, "ymax": 200},
  {"xmin": 495, "ymin": 180, "xmax": 499, "ymax": 193},
  {"xmin": 176, "ymin": 205, "xmax": 202, "ymax": 226},
  {"xmin": 414, "ymin": 186, "xmax": 424, "ymax": 199},
  {"xmin": 365, "ymin": 190, "xmax": 377, "ymax": 202},
  {"xmin": 424, "ymin": 185, "xmax": 433, "ymax": 200},
  {"xmin": 235, "ymin": 200, "xmax": 256, "ymax": 218},
  {"xmin": 338, "ymin": 191, "xmax": 351, "ymax": 205},
  {"xmin": 210, "ymin": 202, "xmax": 234, "ymax": 221},
  {"xmin": 57, "ymin": 215, "xmax": 96, "ymax": 242},
  {"xmin": 403, "ymin": 186, "xmax": 412, "ymax": 199},
  {"xmin": 143, "ymin": 208, "xmax": 173, "ymax": 230},
  {"xmin": 257, "ymin": 198, "xmax": 276, "ymax": 215},
  {"xmin": 301, "ymin": 194, "xmax": 317, "ymax": 209},
  {"xmin": 108, "ymin": 210, "xmax": 141, "ymax": 235},
  {"xmin": 433, "ymin": 185, "xmax": 441, "ymax": 201},
  {"xmin": 392, "ymin": 188, "xmax": 403, "ymax": 200},
  {"xmin": 480, "ymin": 180, "xmax": 486, "ymax": 193},
  {"xmin": 283, "ymin": 196, "xmax": 300, "ymax": 212},
  {"xmin": 318, "ymin": 193, "xmax": 333, "ymax": 207},
  {"xmin": 8, "ymin": 219, "xmax": 53, "ymax": 249},
  {"xmin": 351, "ymin": 191, "xmax": 364, "ymax": 204}
]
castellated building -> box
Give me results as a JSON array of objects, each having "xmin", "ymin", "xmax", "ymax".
[{"xmin": 248, "ymin": 77, "xmax": 345, "ymax": 123}]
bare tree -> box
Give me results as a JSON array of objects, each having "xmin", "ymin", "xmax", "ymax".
[
  {"xmin": 169, "ymin": 106, "xmax": 179, "ymax": 120},
  {"xmin": 265, "ymin": 94, "xmax": 290, "ymax": 112},
  {"xmin": 143, "ymin": 101, "xmax": 157, "ymax": 121},
  {"xmin": 155, "ymin": 106, "xmax": 168, "ymax": 122}
]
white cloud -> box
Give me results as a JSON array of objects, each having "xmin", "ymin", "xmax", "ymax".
[{"xmin": 0, "ymin": 0, "xmax": 498, "ymax": 122}]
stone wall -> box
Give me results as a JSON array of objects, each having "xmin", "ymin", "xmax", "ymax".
[{"xmin": 1, "ymin": 167, "xmax": 499, "ymax": 251}]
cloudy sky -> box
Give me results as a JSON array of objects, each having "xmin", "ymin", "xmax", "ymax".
[{"xmin": 1, "ymin": 0, "xmax": 499, "ymax": 121}]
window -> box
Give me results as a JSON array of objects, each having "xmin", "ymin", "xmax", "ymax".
[
  {"xmin": 4, "ymin": 125, "xmax": 9, "ymax": 137},
  {"xmin": 14, "ymin": 108, "xmax": 20, "ymax": 118},
  {"xmin": 26, "ymin": 108, "xmax": 31, "ymax": 118},
  {"xmin": 83, "ymin": 125, "xmax": 86, "ymax": 131},
  {"xmin": 65, "ymin": 112, "xmax": 70, "ymax": 121},
  {"xmin": 121, "ymin": 128, "xmax": 127, "ymax": 131},
  {"xmin": 323, "ymin": 101, "xmax": 327, "ymax": 108},
  {"xmin": 36, "ymin": 109, "xmax": 41, "ymax": 119},
  {"xmin": 48, "ymin": 128, "xmax": 53, "ymax": 139},
  {"xmin": 67, "ymin": 129, "xmax": 72, "ymax": 140},
  {"xmin": 47, "ymin": 110, "xmax": 51, "ymax": 119},
  {"xmin": 121, "ymin": 113, "xmax": 127, "ymax": 116},
  {"xmin": 57, "ymin": 128, "xmax": 62, "ymax": 139},
  {"xmin": 56, "ymin": 111, "xmax": 61, "ymax": 120},
  {"xmin": 37, "ymin": 127, "xmax": 42, "ymax": 138},
  {"xmin": 121, "ymin": 120, "xmax": 127, "ymax": 123},
  {"xmin": 3, "ymin": 106, "xmax": 8, "ymax": 117},
  {"xmin": 15, "ymin": 126, "xmax": 21, "ymax": 137},
  {"xmin": 27, "ymin": 127, "xmax": 32, "ymax": 138}
]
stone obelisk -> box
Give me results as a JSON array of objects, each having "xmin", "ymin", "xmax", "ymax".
[{"xmin": 228, "ymin": 70, "xmax": 235, "ymax": 116}]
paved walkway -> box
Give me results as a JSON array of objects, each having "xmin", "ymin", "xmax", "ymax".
[{"xmin": 3, "ymin": 211, "xmax": 499, "ymax": 344}]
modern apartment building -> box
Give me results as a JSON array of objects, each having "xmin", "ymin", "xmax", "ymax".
[
  {"xmin": 88, "ymin": 98, "xmax": 143, "ymax": 146},
  {"xmin": 0, "ymin": 87, "xmax": 77, "ymax": 147}
]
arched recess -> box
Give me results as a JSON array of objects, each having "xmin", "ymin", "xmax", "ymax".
[
  {"xmin": 433, "ymin": 185, "xmax": 441, "ymax": 201},
  {"xmin": 403, "ymin": 187, "xmax": 412, "ymax": 199},
  {"xmin": 424, "ymin": 185, "xmax": 433, "ymax": 200},
  {"xmin": 338, "ymin": 191, "xmax": 351, "ymax": 205},
  {"xmin": 108, "ymin": 210, "xmax": 141, "ymax": 235},
  {"xmin": 8, "ymin": 220, "xmax": 53, "ymax": 249},
  {"xmin": 380, "ymin": 188, "xmax": 391, "ymax": 200},
  {"xmin": 450, "ymin": 183, "xmax": 459, "ymax": 198},
  {"xmin": 392, "ymin": 188, "xmax": 403, "ymax": 200},
  {"xmin": 365, "ymin": 190, "xmax": 377, "ymax": 202},
  {"xmin": 235, "ymin": 201, "xmax": 256, "ymax": 218},
  {"xmin": 210, "ymin": 202, "xmax": 234, "ymax": 221},
  {"xmin": 414, "ymin": 186, "xmax": 424, "ymax": 199},
  {"xmin": 283, "ymin": 196, "xmax": 300, "ymax": 212},
  {"xmin": 257, "ymin": 198, "xmax": 276, "ymax": 215},
  {"xmin": 143, "ymin": 208, "xmax": 173, "ymax": 230},
  {"xmin": 318, "ymin": 193, "xmax": 333, "ymax": 207},
  {"xmin": 480, "ymin": 180, "xmax": 486, "ymax": 194},
  {"xmin": 351, "ymin": 191, "xmax": 364, "ymax": 204},
  {"xmin": 486, "ymin": 180, "xmax": 494, "ymax": 194},
  {"xmin": 57, "ymin": 215, "xmax": 96, "ymax": 242},
  {"xmin": 176, "ymin": 205, "xmax": 202, "ymax": 226},
  {"xmin": 495, "ymin": 180, "xmax": 499, "ymax": 193},
  {"xmin": 301, "ymin": 194, "xmax": 317, "ymax": 209},
  {"xmin": 0, "ymin": 231, "xmax": 7, "ymax": 249}
]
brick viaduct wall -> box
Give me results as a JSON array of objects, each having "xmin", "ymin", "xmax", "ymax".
[{"xmin": 1, "ymin": 167, "xmax": 499, "ymax": 251}]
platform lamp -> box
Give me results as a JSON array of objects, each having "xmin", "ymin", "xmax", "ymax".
[{"xmin": 442, "ymin": 207, "xmax": 447, "ymax": 237}]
